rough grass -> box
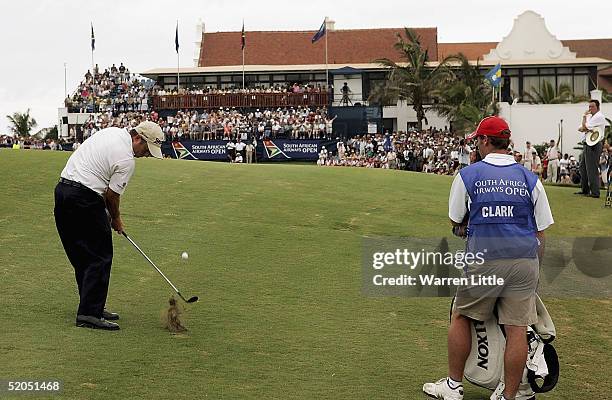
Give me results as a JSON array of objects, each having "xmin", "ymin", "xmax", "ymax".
[{"xmin": 0, "ymin": 149, "xmax": 610, "ymax": 399}]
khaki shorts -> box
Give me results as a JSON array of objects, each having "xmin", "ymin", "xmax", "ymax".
[{"xmin": 453, "ymin": 258, "xmax": 539, "ymax": 326}]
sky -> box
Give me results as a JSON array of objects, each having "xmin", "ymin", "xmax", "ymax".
[{"xmin": 1, "ymin": 0, "xmax": 611, "ymax": 134}]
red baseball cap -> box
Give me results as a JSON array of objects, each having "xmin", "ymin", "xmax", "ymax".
[{"xmin": 466, "ymin": 116, "xmax": 511, "ymax": 140}]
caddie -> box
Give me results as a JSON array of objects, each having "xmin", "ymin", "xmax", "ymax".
[{"xmin": 423, "ymin": 116, "xmax": 554, "ymax": 400}]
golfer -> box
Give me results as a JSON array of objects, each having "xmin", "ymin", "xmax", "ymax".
[
  {"xmin": 54, "ymin": 121, "xmax": 164, "ymax": 331},
  {"xmin": 423, "ymin": 116, "xmax": 554, "ymax": 400}
]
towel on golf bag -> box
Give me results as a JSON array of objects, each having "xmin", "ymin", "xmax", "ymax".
[{"xmin": 456, "ymin": 295, "xmax": 559, "ymax": 400}]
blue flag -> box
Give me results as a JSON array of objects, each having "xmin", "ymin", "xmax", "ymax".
[
  {"xmin": 90, "ymin": 23, "xmax": 95, "ymax": 51},
  {"xmin": 312, "ymin": 19, "xmax": 326, "ymax": 43},
  {"xmin": 485, "ymin": 63, "xmax": 502, "ymax": 87},
  {"xmin": 175, "ymin": 22, "xmax": 179, "ymax": 53}
]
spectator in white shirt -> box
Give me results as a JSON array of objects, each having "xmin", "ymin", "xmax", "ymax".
[
  {"xmin": 577, "ymin": 99, "xmax": 608, "ymax": 197},
  {"xmin": 546, "ymin": 139, "xmax": 560, "ymax": 183}
]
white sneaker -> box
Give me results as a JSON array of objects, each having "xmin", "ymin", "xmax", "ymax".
[{"xmin": 422, "ymin": 378, "xmax": 464, "ymax": 400}]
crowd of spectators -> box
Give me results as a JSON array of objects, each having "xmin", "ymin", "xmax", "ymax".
[
  {"xmin": 318, "ymin": 128, "xmax": 470, "ymax": 175},
  {"xmin": 516, "ymin": 140, "xmax": 611, "ymax": 188},
  {"xmin": 64, "ymin": 63, "xmax": 153, "ymax": 114},
  {"xmin": 0, "ymin": 135, "xmax": 74, "ymax": 151},
  {"xmin": 316, "ymin": 128, "xmax": 611, "ymax": 186},
  {"xmin": 78, "ymin": 106, "xmax": 335, "ymax": 142},
  {"xmin": 153, "ymin": 82, "xmax": 328, "ymax": 96},
  {"xmin": 49, "ymin": 62, "xmax": 612, "ymax": 184},
  {"xmin": 64, "ymin": 62, "xmax": 328, "ymax": 115}
]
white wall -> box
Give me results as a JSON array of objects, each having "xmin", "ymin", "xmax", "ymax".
[
  {"xmin": 57, "ymin": 107, "xmax": 94, "ymax": 138},
  {"xmin": 498, "ymin": 102, "xmax": 612, "ymax": 156},
  {"xmin": 332, "ymin": 75, "xmax": 363, "ymax": 105}
]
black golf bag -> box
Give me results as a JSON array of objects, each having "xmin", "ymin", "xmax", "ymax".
[{"xmin": 453, "ymin": 295, "xmax": 560, "ymax": 399}]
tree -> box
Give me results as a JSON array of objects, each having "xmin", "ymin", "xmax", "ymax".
[
  {"xmin": 6, "ymin": 109, "xmax": 37, "ymax": 137},
  {"xmin": 429, "ymin": 53, "xmax": 497, "ymax": 134},
  {"xmin": 44, "ymin": 126, "xmax": 59, "ymax": 140},
  {"xmin": 369, "ymin": 28, "xmax": 454, "ymax": 130}
]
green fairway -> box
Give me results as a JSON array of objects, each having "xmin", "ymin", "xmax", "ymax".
[{"xmin": 0, "ymin": 150, "xmax": 610, "ymax": 399}]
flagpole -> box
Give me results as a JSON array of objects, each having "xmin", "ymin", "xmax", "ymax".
[
  {"xmin": 91, "ymin": 26, "xmax": 95, "ymax": 115},
  {"xmin": 64, "ymin": 63, "xmax": 67, "ymax": 100},
  {"xmin": 177, "ymin": 20, "xmax": 180, "ymax": 93},
  {"xmin": 324, "ymin": 16, "xmax": 329, "ymax": 93},
  {"xmin": 242, "ymin": 20, "xmax": 245, "ymax": 89}
]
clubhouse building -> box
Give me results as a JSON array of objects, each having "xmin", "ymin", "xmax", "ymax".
[{"xmin": 142, "ymin": 10, "xmax": 612, "ymax": 134}]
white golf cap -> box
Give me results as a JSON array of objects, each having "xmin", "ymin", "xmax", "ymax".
[{"xmin": 134, "ymin": 121, "xmax": 164, "ymax": 159}]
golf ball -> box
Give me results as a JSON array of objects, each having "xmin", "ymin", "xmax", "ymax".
[{"xmin": 181, "ymin": 252, "xmax": 189, "ymax": 260}]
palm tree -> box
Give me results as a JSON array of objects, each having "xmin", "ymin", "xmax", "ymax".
[
  {"xmin": 369, "ymin": 28, "xmax": 454, "ymax": 130},
  {"xmin": 429, "ymin": 54, "xmax": 496, "ymax": 134},
  {"xmin": 6, "ymin": 109, "xmax": 38, "ymax": 137}
]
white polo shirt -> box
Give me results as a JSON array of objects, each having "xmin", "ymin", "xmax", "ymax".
[
  {"xmin": 581, "ymin": 110, "xmax": 609, "ymax": 142},
  {"xmin": 449, "ymin": 153, "xmax": 554, "ymax": 231},
  {"xmin": 61, "ymin": 127, "xmax": 135, "ymax": 196}
]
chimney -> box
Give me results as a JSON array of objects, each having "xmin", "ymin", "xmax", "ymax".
[{"xmin": 325, "ymin": 17, "xmax": 335, "ymax": 31}]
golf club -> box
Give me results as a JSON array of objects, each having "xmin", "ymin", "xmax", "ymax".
[{"xmin": 122, "ymin": 232, "xmax": 199, "ymax": 303}]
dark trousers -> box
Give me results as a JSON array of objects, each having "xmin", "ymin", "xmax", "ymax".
[
  {"xmin": 54, "ymin": 182, "xmax": 113, "ymax": 318},
  {"xmin": 580, "ymin": 142, "xmax": 603, "ymax": 196}
]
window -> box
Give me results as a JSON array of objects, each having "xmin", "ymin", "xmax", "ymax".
[
  {"xmin": 368, "ymin": 72, "xmax": 386, "ymax": 79},
  {"xmin": 163, "ymin": 76, "xmax": 177, "ymax": 84},
  {"xmin": 574, "ymin": 75, "xmax": 589, "ymax": 96},
  {"xmin": 258, "ymin": 74, "xmax": 270, "ymax": 81},
  {"xmin": 314, "ymin": 73, "xmax": 327, "ymax": 80},
  {"xmin": 540, "ymin": 75, "xmax": 555, "ymax": 88},
  {"xmin": 523, "ymin": 76, "xmax": 539, "ymax": 95},
  {"xmin": 510, "ymin": 77, "xmax": 520, "ymax": 98},
  {"xmin": 557, "ymin": 75, "xmax": 572, "ymax": 91},
  {"xmin": 286, "ymin": 74, "xmax": 300, "ymax": 82},
  {"xmin": 204, "ymin": 76, "xmax": 217, "ymax": 83},
  {"xmin": 190, "ymin": 76, "xmax": 204, "ymax": 83},
  {"xmin": 220, "ymin": 75, "xmax": 232, "ymax": 83},
  {"xmin": 273, "ymin": 75, "xmax": 285, "ymax": 82}
]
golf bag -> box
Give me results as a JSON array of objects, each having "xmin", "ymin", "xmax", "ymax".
[{"xmin": 453, "ymin": 295, "xmax": 559, "ymax": 400}]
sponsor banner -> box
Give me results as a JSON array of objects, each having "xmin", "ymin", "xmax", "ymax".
[
  {"xmin": 162, "ymin": 141, "xmax": 227, "ymax": 160},
  {"xmin": 162, "ymin": 139, "xmax": 336, "ymax": 161},
  {"xmin": 261, "ymin": 139, "xmax": 336, "ymax": 161}
]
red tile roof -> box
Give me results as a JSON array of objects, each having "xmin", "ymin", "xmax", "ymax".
[
  {"xmin": 198, "ymin": 27, "xmax": 611, "ymax": 68},
  {"xmin": 198, "ymin": 28, "xmax": 438, "ymax": 67},
  {"xmin": 561, "ymin": 39, "xmax": 612, "ymax": 60},
  {"xmin": 438, "ymin": 39, "xmax": 612, "ymax": 61},
  {"xmin": 438, "ymin": 42, "xmax": 496, "ymax": 60}
]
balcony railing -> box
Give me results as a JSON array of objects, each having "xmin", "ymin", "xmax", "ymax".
[{"xmin": 152, "ymin": 92, "xmax": 329, "ymax": 110}]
